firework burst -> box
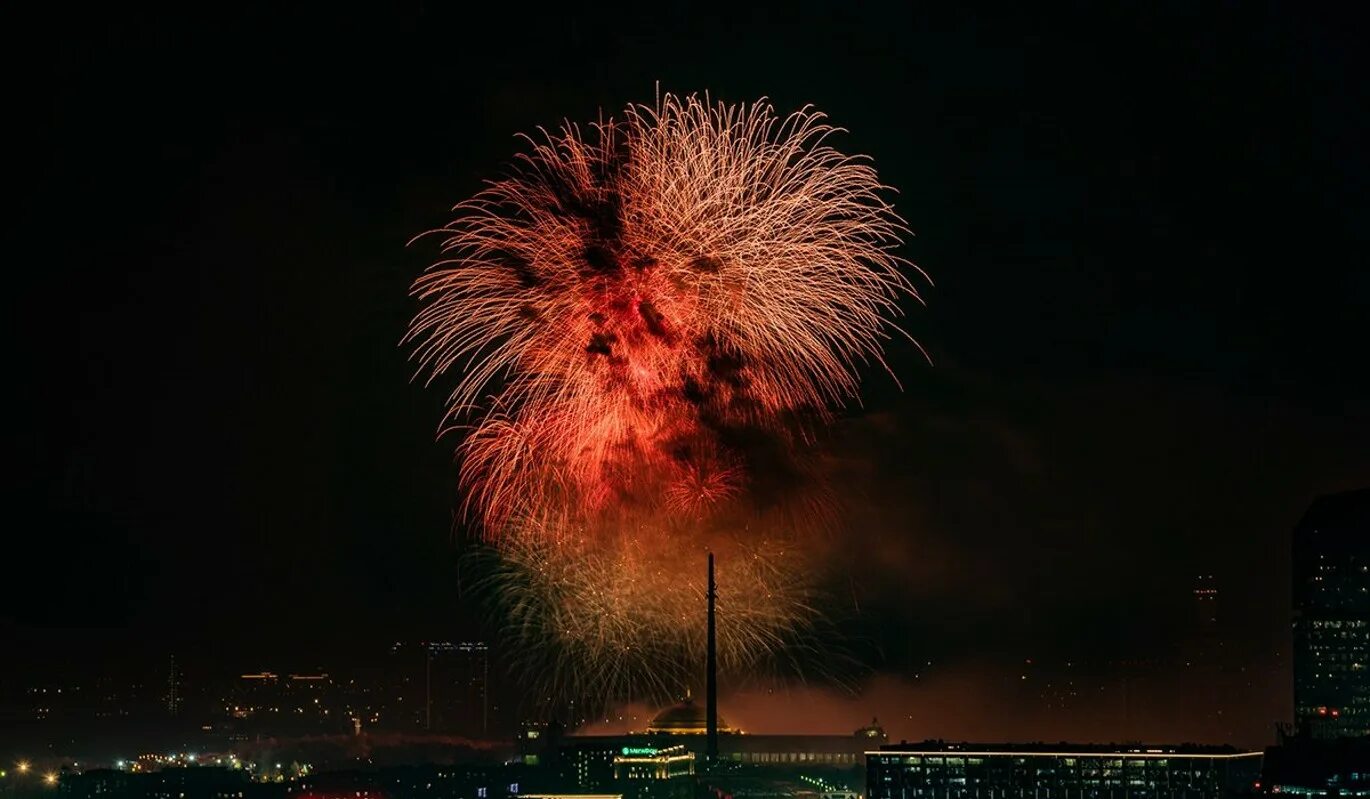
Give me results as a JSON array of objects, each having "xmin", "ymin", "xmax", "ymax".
[
  {"xmin": 473, "ymin": 522, "xmax": 824, "ymax": 706},
  {"xmin": 408, "ymin": 92, "xmax": 921, "ymax": 708}
]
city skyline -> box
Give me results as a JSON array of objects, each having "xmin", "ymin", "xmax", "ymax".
[{"xmin": 3, "ymin": 487, "xmax": 1365, "ymax": 754}]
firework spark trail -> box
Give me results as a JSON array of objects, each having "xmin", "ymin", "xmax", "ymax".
[
  {"xmin": 472, "ymin": 524, "xmax": 825, "ymax": 704},
  {"xmin": 408, "ymin": 92, "xmax": 921, "ymax": 706}
]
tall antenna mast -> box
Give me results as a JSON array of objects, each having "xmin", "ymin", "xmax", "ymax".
[{"xmin": 706, "ymin": 552, "xmax": 718, "ymax": 762}]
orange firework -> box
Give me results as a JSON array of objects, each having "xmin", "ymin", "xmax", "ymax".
[
  {"xmin": 408, "ymin": 92, "xmax": 921, "ymax": 705},
  {"xmin": 477, "ymin": 516, "xmax": 825, "ymax": 705}
]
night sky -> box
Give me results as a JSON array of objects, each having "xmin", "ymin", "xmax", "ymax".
[{"xmin": 8, "ymin": 3, "xmax": 1369, "ymax": 746}]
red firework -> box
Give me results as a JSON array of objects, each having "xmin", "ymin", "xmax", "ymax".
[
  {"xmin": 409, "ymin": 93, "xmax": 920, "ymax": 536},
  {"xmin": 407, "ymin": 92, "xmax": 922, "ymax": 698}
]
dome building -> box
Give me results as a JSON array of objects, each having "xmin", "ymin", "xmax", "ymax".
[{"xmin": 644, "ymin": 695, "xmax": 735, "ymax": 736}]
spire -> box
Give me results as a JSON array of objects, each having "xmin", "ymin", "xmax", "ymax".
[{"xmin": 706, "ymin": 552, "xmax": 718, "ymax": 762}]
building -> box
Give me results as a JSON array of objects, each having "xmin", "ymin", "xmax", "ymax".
[
  {"xmin": 290, "ymin": 763, "xmax": 538, "ymax": 799},
  {"xmin": 223, "ymin": 670, "xmax": 339, "ymax": 738},
  {"xmin": 1258, "ymin": 735, "xmax": 1370, "ymax": 798},
  {"xmin": 645, "ymin": 695, "xmax": 734, "ymax": 735},
  {"xmin": 59, "ymin": 766, "xmax": 265, "ymax": 799},
  {"xmin": 166, "ymin": 654, "xmax": 182, "ymax": 717},
  {"xmin": 558, "ymin": 700, "xmax": 882, "ymax": 792},
  {"xmin": 389, "ymin": 640, "xmax": 491, "ymax": 736},
  {"xmin": 867, "ymin": 743, "xmax": 1263, "ymax": 799},
  {"xmin": 1291, "ymin": 488, "xmax": 1370, "ymax": 738},
  {"xmin": 562, "ymin": 739, "xmax": 624, "ymax": 792},
  {"xmin": 519, "ymin": 720, "xmax": 565, "ymax": 766},
  {"xmin": 614, "ymin": 744, "xmax": 696, "ymax": 780},
  {"xmin": 612, "ymin": 745, "xmax": 696, "ymax": 799},
  {"xmin": 1194, "ymin": 575, "xmax": 1219, "ymax": 630}
]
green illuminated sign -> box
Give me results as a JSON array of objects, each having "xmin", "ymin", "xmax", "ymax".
[{"xmin": 621, "ymin": 747, "xmax": 659, "ymax": 756}]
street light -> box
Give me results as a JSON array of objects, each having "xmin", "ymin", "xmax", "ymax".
[
  {"xmin": 43, "ymin": 771, "xmax": 58, "ymax": 787},
  {"xmin": 17, "ymin": 761, "xmax": 30, "ymax": 774}
]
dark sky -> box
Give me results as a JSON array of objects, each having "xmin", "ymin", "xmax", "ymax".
[{"xmin": 7, "ymin": 2, "xmax": 1369, "ymax": 745}]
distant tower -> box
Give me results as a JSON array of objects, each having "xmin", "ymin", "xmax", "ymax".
[
  {"xmin": 1193, "ymin": 574, "xmax": 1219, "ymax": 629},
  {"xmin": 706, "ymin": 552, "xmax": 718, "ymax": 762},
  {"xmin": 166, "ymin": 654, "xmax": 180, "ymax": 717},
  {"xmin": 481, "ymin": 647, "xmax": 490, "ymax": 736},
  {"xmin": 1189, "ymin": 573, "xmax": 1227, "ymax": 737}
]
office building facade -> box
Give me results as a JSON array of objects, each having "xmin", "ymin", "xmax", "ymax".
[
  {"xmin": 868, "ymin": 743, "xmax": 1262, "ymax": 799},
  {"xmin": 1291, "ymin": 489, "xmax": 1370, "ymax": 738}
]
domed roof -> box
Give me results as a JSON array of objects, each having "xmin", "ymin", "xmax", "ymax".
[
  {"xmin": 856, "ymin": 717, "xmax": 887, "ymax": 740},
  {"xmin": 646, "ymin": 696, "xmax": 733, "ymax": 734}
]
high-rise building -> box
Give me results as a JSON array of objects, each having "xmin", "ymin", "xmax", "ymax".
[
  {"xmin": 1185, "ymin": 571, "xmax": 1237, "ymax": 740},
  {"xmin": 1291, "ymin": 488, "xmax": 1370, "ymax": 738},
  {"xmin": 165, "ymin": 654, "xmax": 181, "ymax": 717},
  {"xmin": 390, "ymin": 640, "xmax": 490, "ymax": 736}
]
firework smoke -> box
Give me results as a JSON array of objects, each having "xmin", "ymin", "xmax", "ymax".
[{"xmin": 408, "ymin": 92, "xmax": 921, "ymax": 709}]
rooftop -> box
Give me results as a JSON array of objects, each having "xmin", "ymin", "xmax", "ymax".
[
  {"xmin": 875, "ymin": 741, "xmax": 1260, "ymax": 758},
  {"xmin": 645, "ymin": 697, "xmax": 733, "ymax": 735}
]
